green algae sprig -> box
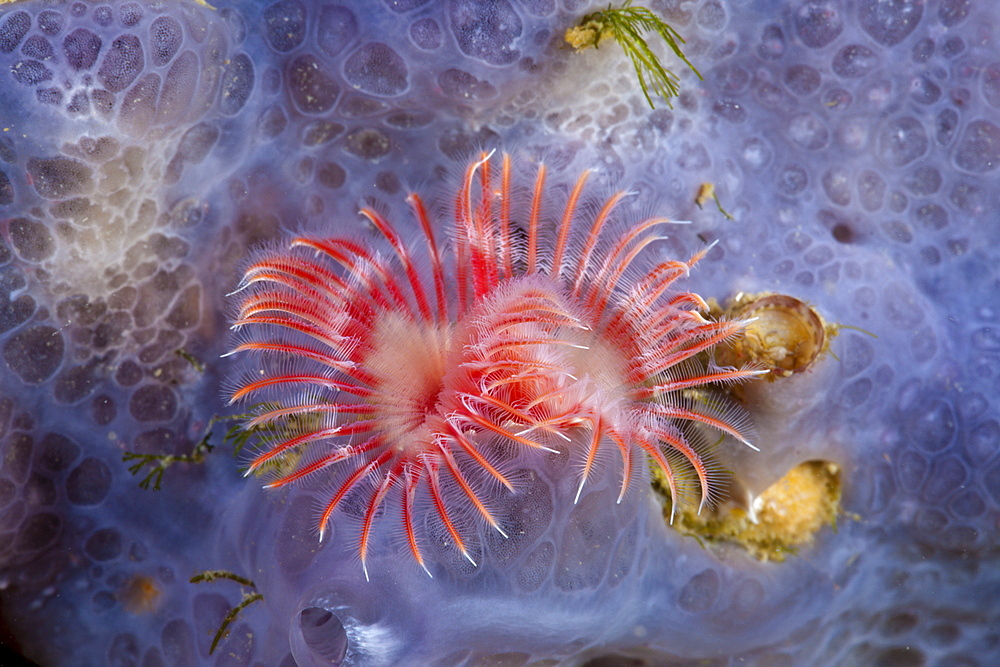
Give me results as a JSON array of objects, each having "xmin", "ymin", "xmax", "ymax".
[
  {"xmin": 565, "ymin": 1, "xmax": 702, "ymax": 109},
  {"xmin": 191, "ymin": 571, "xmax": 264, "ymax": 655}
]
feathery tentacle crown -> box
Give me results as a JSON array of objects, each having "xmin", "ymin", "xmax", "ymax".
[{"xmin": 226, "ymin": 151, "xmax": 763, "ymax": 578}]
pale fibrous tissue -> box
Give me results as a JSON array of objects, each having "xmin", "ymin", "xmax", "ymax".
[{"xmin": 0, "ymin": 1, "xmax": 997, "ymax": 666}]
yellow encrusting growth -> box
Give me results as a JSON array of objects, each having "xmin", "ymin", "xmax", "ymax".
[
  {"xmin": 658, "ymin": 460, "xmax": 842, "ymax": 561},
  {"xmin": 565, "ymin": 19, "xmax": 614, "ymax": 50},
  {"xmin": 118, "ymin": 575, "xmax": 164, "ymax": 614}
]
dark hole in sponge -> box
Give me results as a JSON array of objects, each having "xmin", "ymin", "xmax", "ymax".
[
  {"xmin": 832, "ymin": 223, "xmax": 855, "ymax": 244},
  {"xmin": 297, "ymin": 607, "xmax": 348, "ymax": 666}
]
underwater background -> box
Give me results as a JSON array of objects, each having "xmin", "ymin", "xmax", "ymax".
[{"xmin": 0, "ymin": 0, "xmax": 998, "ymax": 664}]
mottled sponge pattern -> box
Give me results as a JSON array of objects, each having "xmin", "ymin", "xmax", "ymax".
[{"xmin": 0, "ymin": 0, "xmax": 998, "ymax": 666}]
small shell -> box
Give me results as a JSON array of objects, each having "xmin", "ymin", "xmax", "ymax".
[{"xmin": 726, "ymin": 293, "xmax": 830, "ymax": 378}]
